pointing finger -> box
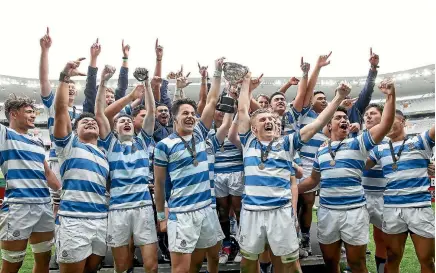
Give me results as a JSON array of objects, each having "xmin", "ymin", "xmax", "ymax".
[
  {"xmin": 186, "ymin": 72, "xmax": 191, "ymax": 78},
  {"xmin": 326, "ymin": 51, "xmax": 332, "ymax": 58},
  {"xmin": 46, "ymin": 27, "xmax": 49, "ymax": 35},
  {"xmin": 370, "ymin": 47, "xmax": 373, "ymax": 56},
  {"xmin": 301, "ymin": 57, "xmax": 303, "ymax": 66},
  {"xmin": 258, "ymin": 73, "xmax": 264, "ymax": 80},
  {"xmin": 155, "ymin": 38, "xmax": 158, "ymax": 49}
]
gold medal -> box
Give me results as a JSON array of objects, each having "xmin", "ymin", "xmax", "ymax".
[
  {"xmin": 329, "ymin": 160, "xmax": 336, "ymax": 166},
  {"xmin": 220, "ymin": 146, "xmax": 225, "ymax": 152},
  {"xmin": 258, "ymin": 163, "xmax": 265, "ymax": 170},
  {"xmin": 193, "ymin": 159, "xmax": 199, "ymax": 167},
  {"xmin": 392, "ymin": 163, "xmax": 398, "ymax": 171},
  {"xmin": 276, "ymin": 143, "xmax": 281, "ymax": 150}
]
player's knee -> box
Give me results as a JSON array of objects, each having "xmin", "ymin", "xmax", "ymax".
[
  {"xmin": 280, "ymin": 249, "xmax": 299, "ymax": 264},
  {"xmin": 31, "ymin": 240, "xmax": 53, "ymax": 254},
  {"xmin": 218, "ymin": 207, "xmax": 228, "ymax": 221},
  {"xmin": 347, "ymin": 258, "xmax": 366, "ymax": 271},
  {"xmin": 1, "ymin": 249, "xmax": 27, "ymax": 263},
  {"xmin": 240, "ymin": 249, "xmax": 259, "ymax": 261}
]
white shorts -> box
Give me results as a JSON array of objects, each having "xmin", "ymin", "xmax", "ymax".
[
  {"xmin": 365, "ymin": 191, "xmax": 384, "ymax": 229},
  {"xmin": 214, "ymin": 211, "xmax": 225, "ymax": 242},
  {"xmin": 49, "ymin": 161, "xmax": 62, "ymax": 205},
  {"xmin": 107, "ymin": 206, "xmax": 158, "ymax": 248},
  {"xmin": 215, "ymin": 171, "xmax": 244, "ymax": 197},
  {"xmin": 298, "ymin": 157, "xmax": 319, "ymax": 193},
  {"xmin": 56, "ymin": 216, "xmax": 107, "ymax": 263},
  {"xmin": 0, "ymin": 203, "xmax": 54, "ymax": 241},
  {"xmin": 167, "ymin": 206, "xmax": 219, "ymax": 254},
  {"xmin": 382, "ymin": 207, "xmax": 435, "ymax": 238},
  {"xmin": 317, "ymin": 206, "xmax": 369, "ymax": 246},
  {"xmin": 238, "ymin": 205, "xmax": 299, "ymax": 257}
]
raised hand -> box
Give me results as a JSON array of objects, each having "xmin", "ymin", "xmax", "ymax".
[
  {"xmin": 301, "ymin": 57, "xmax": 310, "ymax": 78},
  {"xmin": 176, "ymin": 65, "xmax": 184, "ymax": 78},
  {"xmin": 133, "ymin": 67, "xmax": 149, "ymax": 82},
  {"xmin": 167, "ymin": 72, "xmax": 177, "ymax": 80},
  {"xmin": 151, "ymin": 76, "xmax": 163, "ymax": 90},
  {"xmin": 349, "ymin": 122, "xmax": 361, "ymax": 133},
  {"xmin": 335, "ymin": 81, "xmax": 352, "ymax": 98},
  {"xmin": 249, "ymin": 74, "xmax": 264, "ymax": 92},
  {"xmin": 378, "ymin": 78, "xmax": 395, "ymax": 95},
  {"xmin": 155, "ymin": 38, "xmax": 163, "ymax": 60},
  {"xmin": 40, "ymin": 27, "xmax": 52, "ymax": 50},
  {"xmin": 289, "ymin": 76, "xmax": 300, "ymax": 85},
  {"xmin": 198, "ymin": 62, "xmax": 208, "ymax": 78},
  {"xmin": 62, "ymin": 58, "xmax": 87, "ymax": 77},
  {"xmin": 215, "ymin": 57, "xmax": 226, "ymax": 72},
  {"xmin": 90, "ymin": 38, "xmax": 101, "ymax": 58},
  {"xmin": 176, "ymin": 76, "xmax": 192, "ymax": 89},
  {"xmin": 130, "ymin": 84, "xmax": 145, "ymax": 100},
  {"xmin": 101, "ymin": 65, "xmax": 116, "ymax": 82},
  {"xmin": 369, "ymin": 47, "xmax": 379, "ymax": 69},
  {"xmin": 340, "ymin": 97, "xmax": 358, "ymax": 110},
  {"xmin": 122, "ymin": 39, "xmax": 130, "ymax": 58},
  {"xmin": 316, "ymin": 51, "xmax": 332, "ymax": 67}
]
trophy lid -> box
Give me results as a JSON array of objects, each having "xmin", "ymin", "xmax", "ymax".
[{"xmin": 222, "ymin": 62, "xmax": 249, "ymax": 85}]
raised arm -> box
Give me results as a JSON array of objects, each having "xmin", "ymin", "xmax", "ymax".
[
  {"xmin": 197, "ymin": 64, "xmax": 208, "ymax": 115},
  {"xmin": 278, "ymin": 77, "xmax": 299, "ymax": 94},
  {"xmin": 303, "ymin": 52, "xmax": 332, "ymax": 107},
  {"xmin": 54, "ymin": 60, "xmax": 86, "ymax": 139},
  {"xmin": 430, "ymin": 125, "xmax": 435, "ymax": 141},
  {"xmin": 44, "ymin": 160, "xmax": 61, "ymax": 191},
  {"xmin": 293, "ymin": 58, "xmax": 310, "ymax": 112},
  {"xmin": 200, "ymin": 58, "xmax": 224, "ymax": 129},
  {"xmin": 95, "ymin": 65, "xmax": 117, "ymax": 139},
  {"xmin": 368, "ymin": 79, "xmax": 396, "ymax": 144},
  {"xmin": 105, "ymin": 84, "xmax": 144, "ymax": 127},
  {"xmin": 152, "ymin": 39, "xmax": 163, "ymax": 102},
  {"xmin": 39, "ymin": 27, "xmax": 52, "ymax": 97},
  {"xmin": 114, "ymin": 39, "xmax": 130, "ymax": 101},
  {"xmin": 215, "ymin": 112, "xmax": 234, "ymax": 144},
  {"xmin": 349, "ymin": 48, "xmax": 379, "ymax": 123},
  {"xmin": 300, "ymin": 82, "xmax": 350, "ymax": 142},
  {"xmin": 228, "ymin": 114, "xmax": 242, "ymax": 149},
  {"xmin": 237, "ymin": 72, "xmax": 252, "ymax": 134},
  {"xmin": 83, "ymin": 39, "xmax": 101, "ymax": 114},
  {"xmin": 143, "ymin": 79, "xmax": 156, "ymax": 135}
]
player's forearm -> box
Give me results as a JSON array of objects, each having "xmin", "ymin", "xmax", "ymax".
[
  {"xmin": 197, "ymin": 78, "xmax": 208, "ymax": 115},
  {"xmin": 39, "ymin": 50, "xmax": 51, "ymax": 96},
  {"xmin": 293, "ymin": 77, "xmax": 308, "ymax": 112},
  {"xmin": 297, "ymin": 177, "xmax": 318, "ymax": 193},
  {"xmin": 372, "ymin": 92, "xmax": 396, "ymax": 144},
  {"xmin": 154, "ymin": 171, "xmax": 166, "ymax": 213},
  {"xmin": 304, "ymin": 65, "xmax": 321, "ymax": 106},
  {"xmin": 278, "ymin": 81, "xmax": 292, "ymax": 94},
  {"xmin": 143, "ymin": 83, "xmax": 156, "ymax": 134},
  {"xmin": 206, "ymin": 72, "xmax": 221, "ymax": 105},
  {"xmin": 104, "ymin": 91, "xmax": 134, "ymax": 121}
]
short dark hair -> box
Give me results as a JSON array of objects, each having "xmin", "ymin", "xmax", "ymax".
[
  {"xmin": 132, "ymin": 105, "xmax": 146, "ymax": 118},
  {"xmin": 395, "ymin": 110, "xmax": 406, "ymax": 120},
  {"xmin": 67, "ymin": 79, "xmax": 75, "ymax": 84},
  {"xmin": 269, "ymin": 92, "xmax": 285, "ymax": 103},
  {"xmin": 114, "ymin": 113, "xmax": 133, "ymax": 124},
  {"xmin": 364, "ymin": 103, "xmax": 384, "ymax": 114},
  {"xmin": 73, "ymin": 112, "xmax": 96, "ymax": 130},
  {"xmin": 4, "ymin": 94, "xmax": 35, "ymax": 121},
  {"xmin": 313, "ymin": 90, "xmax": 325, "ymax": 96},
  {"xmin": 156, "ymin": 103, "xmax": 169, "ymax": 110},
  {"xmin": 335, "ymin": 106, "xmax": 348, "ymax": 115},
  {"xmin": 171, "ymin": 98, "xmax": 197, "ymax": 116}
]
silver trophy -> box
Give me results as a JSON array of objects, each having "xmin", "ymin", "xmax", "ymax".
[{"xmin": 217, "ymin": 62, "xmax": 249, "ymax": 113}]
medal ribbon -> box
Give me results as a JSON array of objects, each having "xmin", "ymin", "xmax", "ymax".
[
  {"xmin": 260, "ymin": 140, "xmax": 275, "ymax": 163},
  {"xmin": 178, "ymin": 134, "xmax": 197, "ymax": 162},
  {"xmin": 328, "ymin": 139, "xmax": 346, "ymax": 162},
  {"xmin": 388, "ymin": 138, "xmax": 407, "ymax": 166}
]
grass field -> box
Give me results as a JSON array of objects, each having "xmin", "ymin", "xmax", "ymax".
[{"xmin": 1, "ymin": 206, "xmax": 434, "ymax": 273}]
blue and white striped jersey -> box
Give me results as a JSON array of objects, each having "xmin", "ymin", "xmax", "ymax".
[
  {"xmin": 206, "ymin": 135, "xmax": 221, "ymax": 209},
  {"xmin": 0, "ymin": 124, "xmax": 50, "ymax": 204},
  {"xmin": 99, "ymin": 130, "xmax": 153, "ymax": 210},
  {"xmin": 147, "ymin": 138, "xmax": 156, "ymax": 182},
  {"xmin": 54, "ymin": 133, "xmax": 109, "ymax": 218},
  {"xmin": 239, "ymin": 131, "xmax": 302, "ymax": 211},
  {"xmin": 282, "ymin": 107, "xmax": 301, "ymax": 135},
  {"xmin": 362, "ymin": 137, "xmax": 389, "ymax": 192},
  {"xmin": 313, "ymin": 131, "xmax": 376, "ymax": 209},
  {"xmin": 298, "ymin": 107, "xmax": 327, "ymax": 160},
  {"xmin": 41, "ymin": 91, "xmax": 81, "ymax": 161},
  {"xmin": 154, "ymin": 121, "xmax": 212, "ymax": 213},
  {"xmin": 369, "ymin": 130, "xmax": 434, "ymax": 208},
  {"xmin": 208, "ymin": 127, "xmax": 243, "ymax": 174}
]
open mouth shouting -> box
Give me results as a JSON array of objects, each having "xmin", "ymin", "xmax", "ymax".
[
  {"xmin": 265, "ymin": 122, "xmax": 274, "ymax": 132},
  {"xmin": 339, "ymin": 122, "xmax": 348, "ymax": 132},
  {"xmin": 184, "ymin": 118, "xmax": 195, "ymax": 127}
]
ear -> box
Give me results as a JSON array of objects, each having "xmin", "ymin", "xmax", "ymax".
[
  {"xmin": 251, "ymin": 124, "xmax": 257, "ymax": 133},
  {"xmin": 327, "ymin": 122, "xmax": 332, "ymax": 132}
]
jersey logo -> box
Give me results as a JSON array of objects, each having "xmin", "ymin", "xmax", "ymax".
[{"xmin": 407, "ymin": 142, "xmax": 415, "ymax": 151}]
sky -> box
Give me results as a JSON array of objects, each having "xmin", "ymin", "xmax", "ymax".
[{"xmin": 0, "ymin": 0, "xmax": 434, "ymax": 79}]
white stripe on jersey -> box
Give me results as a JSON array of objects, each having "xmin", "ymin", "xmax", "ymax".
[
  {"xmin": 41, "ymin": 90, "xmax": 81, "ymax": 161},
  {"xmin": 0, "ymin": 125, "xmax": 50, "ymax": 204},
  {"xmin": 154, "ymin": 121, "xmax": 212, "ymax": 213},
  {"xmin": 370, "ymin": 130, "xmax": 434, "ymax": 208},
  {"xmin": 362, "ymin": 137, "xmax": 389, "ymax": 192},
  {"xmin": 54, "ymin": 133, "xmax": 109, "ymax": 218},
  {"xmin": 299, "ymin": 107, "xmax": 327, "ymax": 161},
  {"xmin": 239, "ymin": 130, "xmax": 303, "ymax": 211},
  {"xmin": 208, "ymin": 128, "xmax": 243, "ymax": 174},
  {"xmin": 314, "ymin": 131, "xmax": 376, "ymax": 209}
]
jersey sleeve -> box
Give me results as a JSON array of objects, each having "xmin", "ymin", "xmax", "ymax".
[
  {"xmin": 312, "ymin": 153, "xmax": 320, "ymax": 172},
  {"xmin": 368, "ymin": 145, "xmax": 381, "ymax": 164},
  {"xmin": 154, "ymin": 141, "xmax": 169, "ymax": 167},
  {"xmin": 98, "ymin": 132, "xmax": 116, "ymax": 153},
  {"xmin": 194, "ymin": 120, "xmax": 210, "ymax": 140},
  {"xmin": 357, "ymin": 130, "xmax": 377, "ymax": 157},
  {"xmin": 0, "ymin": 123, "xmax": 6, "ymax": 146},
  {"xmin": 138, "ymin": 128, "xmax": 153, "ymax": 147},
  {"xmin": 53, "ymin": 132, "xmax": 75, "ymax": 158},
  {"xmin": 239, "ymin": 130, "xmax": 253, "ymax": 147},
  {"xmin": 417, "ymin": 130, "xmax": 435, "ymax": 158}
]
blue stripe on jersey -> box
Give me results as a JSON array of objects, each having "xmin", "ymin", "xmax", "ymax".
[
  {"xmin": 370, "ymin": 131, "xmax": 434, "ymax": 208},
  {"xmin": 0, "ymin": 125, "xmax": 50, "ymax": 204},
  {"xmin": 299, "ymin": 108, "xmax": 327, "ymax": 160},
  {"xmin": 315, "ymin": 131, "xmax": 375, "ymax": 209},
  {"xmin": 362, "ymin": 137, "xmax": 389, "ymax": 192},
  {"xmin": 154, "ymin": 121, "xmax": 212, "ymax": 213},
  {"xmin": 282, "ymin": 108, "xmax": 301, "ymax": 135},
  {"xmin": 55, "ymin": 133, "xmax": 109, "ymax": 218},
  {"xmin": 100, "ymin": 131, "xmax": 153, "ymax": 210},
  {"xmin": 239, "ymin": 130, "xmax": 303, "ymax": 210},
  {"xmin": 42, "ymin": 90, "xmax": 81, "ymax": 161},
  {"xmin": 208, "ymin": 127, "xmax": 243, "ymax": 174}
]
